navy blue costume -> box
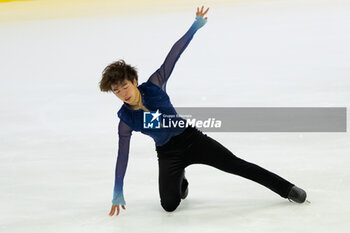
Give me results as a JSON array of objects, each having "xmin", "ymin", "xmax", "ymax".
[{"xmin": 112, "ymin": 15, "xmax": 295, "ymax": 210}]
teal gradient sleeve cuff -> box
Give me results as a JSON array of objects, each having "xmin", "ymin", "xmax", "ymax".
[
  {"xmin": 190, "ymin": 15, "xmax": 207, "ymax": 32},
  {"xmin": 112, "ymin": 190, "xmax": 126, "ymax": 206}
]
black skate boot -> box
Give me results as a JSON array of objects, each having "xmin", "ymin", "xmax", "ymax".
[
  {"xmin": 287, "ymin": 185, "xmax": 307, "ymax": 203},
  {"xmin": 180, "ymin": 171, "xmax": 189, "ymax": 200}
]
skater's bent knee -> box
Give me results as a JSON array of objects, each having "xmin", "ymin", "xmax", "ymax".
[{"xmin": 161, "ymin": 199, "xmax": 180, "ymax": 212}]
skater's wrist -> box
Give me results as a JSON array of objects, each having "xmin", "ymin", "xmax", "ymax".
[
  {"xmin": 193, "ymin": 15, "xmax": 207, "ymax": 30},
  {"xmin": 112, "ymin": 191, "xmax": 126, "ymax": 206}
]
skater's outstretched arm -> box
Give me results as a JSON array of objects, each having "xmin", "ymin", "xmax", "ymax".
[
  {"xmin": 109, "ymin": 120, "xmax": 132, "ymax": 216},
  {"xmin": 148, "ymin": 6, "xmax": 209, "ymax": 93}
]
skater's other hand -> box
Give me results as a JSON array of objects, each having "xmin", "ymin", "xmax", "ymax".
[
  {"xmin": 196, "ymin": 5, "xmax": 209, "ymax": 20},
  {"xmin": 109, "ymin": 205, "xmax": 126, "ymax": 216}
]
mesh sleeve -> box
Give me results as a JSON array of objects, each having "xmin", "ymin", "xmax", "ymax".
[
  {"xmin": 148, "ymin": 15, "xmax": 207, "ymax": 93},
  {"xmin": 112, "ymin": 120, "xmax": 133, "ymax": 206}
]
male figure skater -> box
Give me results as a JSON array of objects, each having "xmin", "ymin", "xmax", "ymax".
[{"xmin": 99, "ymin": 6, "xmax": 307, "ymax": 216}]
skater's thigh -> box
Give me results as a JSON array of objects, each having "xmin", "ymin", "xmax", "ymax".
[{"xmin": 186, "ymin": 131, "xmax": 238, "ymax": 168}]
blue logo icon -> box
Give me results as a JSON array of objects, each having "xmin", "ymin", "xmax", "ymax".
[{"xmin": 143, "ymin": 109, "xmax": 162, "ymax": 129}]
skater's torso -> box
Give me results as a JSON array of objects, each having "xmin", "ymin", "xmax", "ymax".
[{"xmin": 117, "ymin": 80, "xmax": 187, "ymax": 146}]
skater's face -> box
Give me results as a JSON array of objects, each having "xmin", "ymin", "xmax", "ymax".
[{"xmin": 111, "ymin": 78, "xmax": 139, "ymax": 104}]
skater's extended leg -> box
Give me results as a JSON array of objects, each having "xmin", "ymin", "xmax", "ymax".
[{"xmin": 186, "ymin": 128, "xmax": 294, "ymax": 198}]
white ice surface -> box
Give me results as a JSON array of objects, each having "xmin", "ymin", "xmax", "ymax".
[{"xmin": 1, "ymin": 1, "xmax": 350, "ymax": 233}]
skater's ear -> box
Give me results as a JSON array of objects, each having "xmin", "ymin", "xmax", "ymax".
[{"xmin": 132, "ymin": 77, "xmax": 138, "ymax": 86}]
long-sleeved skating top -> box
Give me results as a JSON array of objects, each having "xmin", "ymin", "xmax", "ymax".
[{"xmin": 112, "ymin": 15, "xmax": 207, "ymax": 206}]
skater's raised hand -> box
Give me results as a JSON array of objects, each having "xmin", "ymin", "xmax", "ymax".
[
  {"xmin": 109, "ymin": 205, "xmax": 126, "ymax": 216},
  {"xmin": 194, "ymin": 5, "xmax": 209, "ymax": 29},
  {"xmin": 196, "ymin": 5, "xmax": 209, "ymax": 19}
]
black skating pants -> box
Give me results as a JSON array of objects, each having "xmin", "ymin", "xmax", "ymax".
[{"xmin": 155, "ymin": 126, "xmax": 294, "ymax": 212}]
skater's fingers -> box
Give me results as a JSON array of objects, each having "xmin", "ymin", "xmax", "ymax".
[
  {"xmin": 122, "ymin": 205, "xmax": 126, "ymax": 210},
  {"xmin": 109, "ymin": 205, "xmax": 116, "ymax": 216},
  {"xmin": 196, "ymin": 6, "xmax": 209, "ymax": 16}
]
